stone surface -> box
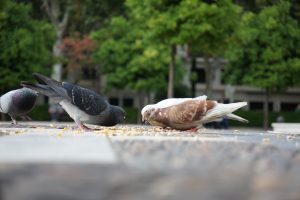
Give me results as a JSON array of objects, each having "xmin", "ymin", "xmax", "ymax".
[
  {"xmin": 272, "ymin": 122, "xmax": 300, "ymax": 134},
  {"xmin": 0, "ymin": 121, "xmax": 300, "ymax": 200},
  {"xmin": 0, "ymin": 124, "xmax": 117, "ymax": 164},
  {"xmin": 0, "ymin": 135, "xmax": 117, "ymax": 164}
]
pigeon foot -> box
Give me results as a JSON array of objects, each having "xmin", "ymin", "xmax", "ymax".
[
  {"xmin": 187, "ymin": 128, "xmax": 198, "ymax": 132},
  {"xmin": 78, "ymin": 123, "xmax": 93, "ymax": 132}
]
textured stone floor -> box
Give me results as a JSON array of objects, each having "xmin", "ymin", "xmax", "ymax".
[{"xmin": 0, "ymin": 122, "xmax": 300, "ymax": 200}]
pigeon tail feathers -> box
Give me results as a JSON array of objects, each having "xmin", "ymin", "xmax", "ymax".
[
  {"xmin": 225, "ymin": 113, "xmax": 249, "ymax": 123},
  {"xmin": 21, "ymin": 81, "xmax": 58, "ymax": 98},
  {"xmin": 201, "ymin": 102, "xmax": 247, "ymax": 123},
  {"xmin": 32, "ymin": 73, "xmax": 69, "ymax": 100}
]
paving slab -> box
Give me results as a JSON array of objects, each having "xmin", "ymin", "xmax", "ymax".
[
  {"xmin": 0, "ymin": 124, "xmax": 117, "ymax": 164},
  {"xmin": 272, "ymin": 123, "xmax": 300, "ymax": 134},
  {"xmin": 1, "ymin": 122, "xmax": 300, "ymax": 200}
]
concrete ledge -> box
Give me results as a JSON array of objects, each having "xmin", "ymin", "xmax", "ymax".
[
  {"xmin": 0, "ymin": 134, "xmax": 118, "ymax": 164},
  {"xmin": 272, "ymin": 123, "xmax": 300, "ymax": 134}
]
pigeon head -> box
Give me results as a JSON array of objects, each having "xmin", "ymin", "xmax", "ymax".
[
  {"xmin": 111, "ymin": 106, "xmax": 126, "ymax": 124},
  {"xmin": 142, "ymin": 109, "xmax": 151, "ymax": 123},
  {"xmin": 141, "ymin": 104, "xmax": 155, "ymax": 122},
  {"xmin": 15, "ymin": 88, "xmax": 38, "ymax": 111},
  {"xmin": 143, "ymin": 108, "xmax": 159, "ymax": 123}
]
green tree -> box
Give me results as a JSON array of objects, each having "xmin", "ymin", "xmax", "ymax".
[
  {"xmin": 42, "ymin": 0, "xmax": 72, "ymax": 82},
  {"xmin": 39, "ymin": 0, "xmax": 125, "ymax": 82},
  {"xmin": 92, "ymin": 16, "xmax": 171, "ymax": 97},
  {"xmin": 92, "ymin": 14, "xmax": 188, "ymax": 123},
  {"xmin": 81, "ymin": 0, "xmax": 125, "ymax": 33},
  {"xmin": 224, "ymin": 1, "xmax": 300, "ymax": 128},
  {"xmin": 60, "ymin": 33, "xmax": 97, "ymax": 84},
  {"xmin": 0, "ymin": 1, "xmax": 55, "ymax": 91},
  {"xmin": 126, "ymin": 0, "xmax": 241, "ymax": 98}
]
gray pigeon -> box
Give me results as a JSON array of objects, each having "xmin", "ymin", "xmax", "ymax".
[
  {"xmin": 0, "ymin": 88, "xmax": 38, "ymax": 125},
  {"xmin": 21, "ymin": 73, "xmax": 125, "ymax": 131}
]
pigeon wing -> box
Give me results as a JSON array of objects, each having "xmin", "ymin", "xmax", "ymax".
[
  {"xmin": 62, "ymin": 82, "xmax": 108, "ymax": 116},
  {"xmin": 168, "ymin": 100, "xmax": 215, "ymax": 124},
  {"xmin": 155, "ymin": 95, "xmax": 207, "ymax": 109}
]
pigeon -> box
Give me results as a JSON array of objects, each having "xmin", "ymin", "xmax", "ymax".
[
  {"xmin": 0, "ymin": 88, "xmax": 38, "ymax": 125},
  {"xmin": 21, "ymin": 73, "xmax": 125, "ymax": 130},
  {"xmin": 141, "ymin": 95, "xmax": 208, "ymax": 120},
  {"xmin": 142, "ymin": 96, "xmax": 248, "ymax": 131}
]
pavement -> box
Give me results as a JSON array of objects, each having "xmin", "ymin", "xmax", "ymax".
[
  {"xmin": 272, "ymin": 122, "xmax": 300, "ymax": 134},
  {"xmin": 0, "ymin": 121, "xmax": 300, "ymax": 200}
]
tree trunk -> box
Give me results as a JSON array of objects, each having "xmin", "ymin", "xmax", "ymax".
[
  {"xmin": 168, "ymin": 45, "xmax": 176, "ymax": 98},
  {"xmin": 52, "ymin": 37, "xmax": 63, "ymax": 81},
  {"xmin": 42, "ymin": 0, "xmax": 71, "ymax": 82},
  {"xmin": 42, "ymin": 0, "xmax": 71, "ymax": 107},
  {"xmin": 263, "ymin": 89, "xmax": 270, "ymax": 129},
  {"xmin": 191, "ymin": 57, "xmax": 196, "ymax": 97},
  {"xmin": 204, "ymin": 55, "xmax": 213, "ymax": 98}
]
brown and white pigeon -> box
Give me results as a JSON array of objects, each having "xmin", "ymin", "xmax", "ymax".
[
  {"xmin": 21, "ymin": 73, "xmax": 125, "ymax": 131},
  {"xmin": 142, "ymin": 96, "xmax": 248, "ymax": 131},
  {"xmin": 141, "ymin": 95, "xmax": 208, "ymax": 119},
  {"xmin": 0, "ymin": 88, "xmax": 38, "ymax": 125}
]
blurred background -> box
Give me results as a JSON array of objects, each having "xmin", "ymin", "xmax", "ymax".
[{"xmin": 1, "ymin": 0, "xmax": 300, "ymax": 128}]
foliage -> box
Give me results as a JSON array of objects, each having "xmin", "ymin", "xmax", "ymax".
[
  {"xmin": 28, "ymin": 104, "xmax": 50, "ymax": 121},
  {"xmin": 126, "ymin": 0, "xmax": 241, "ymax": 97},
  {"xmin": 92, "ymin": 16, "xmax": 172, "ymax": 92},
  {"xmin": 60, "ymin": 33, "xmax": 97, "ymax": 74},
  {"xmin": 92, "ymin": 0, "xmax": 241, "ymax": 96},
  {"xmin": 0, "ymin": 1, "xmax": 55, "ymax": 90},
  {"xmin": 62, "ymin": 0, "xmax": 125, "ymax": 35},
  {"xmin": 224, "ymin": 1, "xmax": 300, "ymax": 92},
  {"xmin": 223, "ymin": 1, "xmax": 300, "ymax": 128},
  {"xmin": 127, "ymin": 0, "xmax": 241, "ymax": 55},
  {"xmin": 81, "ymin": 0, "xmax": 125, "ymax": 33},
  {"xmin": 124, "ymin": 107, "xmax": 139, "ymax": 124}
]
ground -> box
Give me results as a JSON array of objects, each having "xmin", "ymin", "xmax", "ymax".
[{"xmin": 0, "ymin": 122, "xmax": 300, "ymax": 200}]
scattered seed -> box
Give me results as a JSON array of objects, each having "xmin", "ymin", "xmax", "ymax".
[
  {"xmin": 15, "ymin": 129, "xmax": 27, "ymax": 134},
  {"xmin": 262, "ymin": 138, "xmax": 270, "ymax": 144}
]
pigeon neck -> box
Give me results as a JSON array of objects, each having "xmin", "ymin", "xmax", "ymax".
[{"xmin": 104, "ymin": 106, "xmax": 124, "ymax": 126}]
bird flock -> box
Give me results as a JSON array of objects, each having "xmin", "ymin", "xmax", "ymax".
[{"xmin": 0, "ymin": 73, "xmax": 248, "ymax": 131}]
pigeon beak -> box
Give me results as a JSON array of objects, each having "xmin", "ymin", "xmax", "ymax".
[{"xmin": 142, "ymin": 116, "xmax": 149, "ymax": 124}]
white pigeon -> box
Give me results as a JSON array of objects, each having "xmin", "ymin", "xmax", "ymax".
[
  {"xmin": 141, "ymin": 95, "xmax": 208, "ymax": 119},
  {"xmin": 142, "ymin": 96, "xmax": 248, "ymax": 130},
  {"xmin": 142, "ymin": 96, "xmax": 247, "ymax": 122}
]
